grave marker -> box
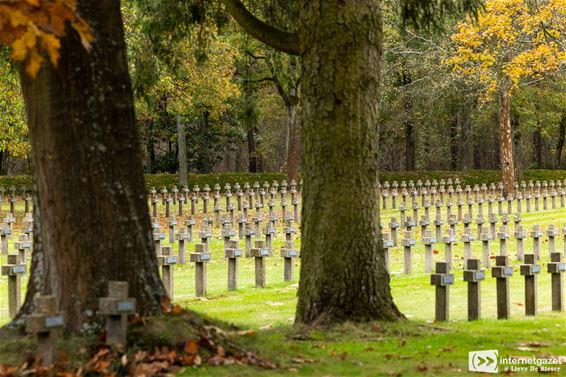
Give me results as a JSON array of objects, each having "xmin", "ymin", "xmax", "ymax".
[
  {"xmin": 99, "ymin": 281, "xmax": 136, "ymax": 348},
  {"xmin": 463, "ymin": 259, "xmax": 484, "ymax": 321},
  {"xmin": 430, "ymin": 262, "xmax": 453, "ymax": 321},
  {"xmin": 547, "ymin": 252, "xmax": 564, "ymax": 312},
  {"xmin": 491, "ymin": 255, "xmax": 513, "ymax": 319},
  {"xmin": 520, "ymin": 254, "xmax": 539, "ymax": 316}
]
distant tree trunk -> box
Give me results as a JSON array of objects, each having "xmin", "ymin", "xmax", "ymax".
[
  {"xmin": 499, "ymin": 83, "xmax": 515, "ymax": 195},
  {"xmin": 177, "ymin": 115, "xmax": 188, "ymax": 186},
  {"xmin": 201, "ymin": 111, "xmax": 213, "ymax": 174},
  {"xmin": 449, "ymin": 115, "xmax": 459, "ymax": 170},
  {"xmin": 532, "ymin": 128, "xmax": 542, "ymax": 168},
  {"xmin": 401, "ymin": 65, "xmax": 415, "ymax": 171},
  {"xmin": 0, "ymin": 151, "xmax": 4, "ymax": 175},
  {"xmin": 286, "ymin": 96, "xmax": 299, "ymax": 180},
  {"xmin": 247, "ymin": 127, "xmax": 258, "ymax": 172},
  {"xmin": 296, "ymin": 0, "xmax": 402, "ymax": 325},
  {"xmin": 555, "ymin": 115, "xmax": 565, "ymax": 168},
  {"xmin": 16, "ymin": 0, "xmax": 166, "ymax": 333},
  {"xmin": 458, "ymin": 103, "xmax": 473, "ymax": 170}
]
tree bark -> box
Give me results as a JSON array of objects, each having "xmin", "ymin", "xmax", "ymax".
[
  {"xmin": 296, "ymin": 0, "xmax": 403, "ymax": 325},
  {"xmin": 247, "ymin": 127, "xmax": 258, "ymax": 172},
  {"xmin": 0, "ymin": 150, "xmax": 4, "ymax": 175},
  {"xmin": 499, "ymin": 83, "xmax": 515, "ymax": 195},
  {"xmin": 449, "ymin": 115, "xmax": 459, "ymax": 170},
  {"xmin": 555, "ymin": 115, "xmax": 565, "ymax": 168},
  {"xmin": 401, "ymin": 64, "xmax": 415, "ymax": 171},
  {"xmin": 532, "ymin": 128, "xmax": 542, "ymax": 168},
  {"xmin": 15, "ymin": 0, "xmax": 166, "ymax": 333},
  {"xmin": 286, "ymin": 97, "xmax": 299, "ymax": 181},
  {"xmin": 177, "ymin": 115, "xmax": 188, "ymax": 186}
]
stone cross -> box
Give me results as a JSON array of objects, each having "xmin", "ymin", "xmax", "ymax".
[
  {"xmin": 422, "ymin": 230, "xmax": 436, "ymax": 273},
  {"xmin": 199, "ymin": 226, "xmax": 212, "ymax": 253},
  {"xmin": 250, "ymin": 240, "xmax": 270, "ymax": 288},
  {"xmin": 463, "ymin": 259, "xmax": 484, "ymax": 321},
  {"xmin": 430, "ymin": 262, "xmax": 453, "ymax": 321},
  {"xmin": 480, "ymin": 227, "xmax": 492, "ymax": 268},
  {"xmin": 531, "ymin": 225, "xmax": 542, "ymax": 260},
  {"xmin": 167, "ymin": 216, "xmax": 177, "ymax": 244},
  {"xmin": 419, "ymin": 215, "xmax": 429, "ymax": 235},
  {"xmin": 263, "ymin": 224, "xmax": 276, "ymax": 255},
  {"xmin": 244, "ymin": 224, "xmax": 255, "ymax": 257},
  {"xmin": 99, "ymin": 281, "xmax": 136, "ymax": 348},
  {"xmin": 280, "ymin": 241, "xmax": 299, "ymax": 282},
  {"xmin": 178, "ymin": 195, "xmax": 185, "ymax": 216},
  {"xmin": 1, "ymin": 254, "xmax": 26, "ymax": 318},
  {"xmin": 221, "ymin": 223, "xmax": 235, "ymax": 250},
  {"xmin": 514, "ymin": 225, "xmax": 527, "ymax": 261},
  {"xmin": 547, "ymin": 252, "xmax": 565, "ymax": 312},
  {"xmin": 497, "ymin": 225, "xmax": 509, "ymax": 256},
  {"xmin": 153, "ymin": 229, "xmax": 165, "ymax": 256},
  {"xmin": 434, "ymin": 202, "xmax": 444, "ymax": 240},
  {"xmin": 165, "ymin": 196, "xmax": 171, "ymax": 218},
  {"xmin": 491, "ymin": 255, "xmax": 513, "ymax": 319},
  {"xmin": 176, "ymin": 230, "xmax": 190, "ymax": 264},
  {"xmin": 488, "ymin": 213, "xmax": 498, "ymax": 239},
  {"xmin": 284, "ymin": 220, "xmax": 296, "ymax": 243},
  {"xmin": 26, "ymin": 296, "xmax": 64, "ymax": 366},
  {"xmin": 546, "ymin": 224, "xmax": 558, "ymax": 258},
  {"xmin": 158, "ymin": 246, "xmax": 177, "ymax": 298},
  {"xmin": 401, "ymin": 231, "xmax": 415, "ymax": 274},
  {"xmin": 225, "ymin": 240, "xmax": 242, "ymax": 291},
  {"xmin": 389, "ymin": 217, "xmax": 400, "ymax": 247},
  {"xmin": 448, "ymin": 215, "xmax": 458, "ymax": 236},
  {"xmin": 475, "ymin": 215, "xmax": 484, "ymax": 239},
  {"xmin": 563, "ymin": 225, "xmax": 566, "ymax": 253},
  {"xmin": 442, "ymin": 233, "xmax": 456, "ymax": 270},
  {"xmin": 461, "ymin": 230, "xmax": 475, "ymax": 262},
  {"xmin": 190, "ymin": 244, "xmax": 211, "ymax": 297},
  {"xmin": 520, "ymin": 254, "xmax": 540, "ymax": 316},
  {"xmin": 185, "ymin": 216, "xmax": 196, "ymax": 241},
  {"xmin": 15, "ymin": 234, "xmax": 32, "ymax": 264}
]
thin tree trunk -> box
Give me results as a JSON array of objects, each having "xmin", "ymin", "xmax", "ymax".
[
  {"xmin": 401, "ymin": 65, "xmax": 415, "ymax": 171},
  {"xmin": 499, "ymin": 83, "xmax": 515, "ymax": 195},
  {"xmin": 555, "ymin": 115, "xmax": 565, "ymax": 168},
  {"xmin": 532, "ymin": 128, "xmax": 542, "ymax": 168},
  {"xmin": 15, "ymin": 0, "xmax": 166, "ymax": 333},
  {"xmin": 247, "ymin": 127, "xmax": 258, "ymax": 172},
  {"xmin": 177, "ymin": 115, "xmax": 188, "ymax": 186},
  {"xmin": 296, "ymin": 0, "xmax": 402, "ymax": 325},
  {"xmin": 286, "ymin": 99, "xmax": 299, "ymax": 180},
  {"xmin": 0, "ymin": 151, "xmax": 4, "ymax": 175},
  {"xmin": 450, "ymin": 115, "xmax": 459, "ymax": 170}
]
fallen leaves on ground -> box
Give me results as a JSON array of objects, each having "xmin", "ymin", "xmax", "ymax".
[{"xmin": 0, "ymin": 309, "xmax": 278, "ymax": 376}]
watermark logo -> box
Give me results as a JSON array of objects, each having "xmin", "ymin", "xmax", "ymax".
[{"xmin": 469, "ymin": 350, "xmax": 498, "ymax": 373}]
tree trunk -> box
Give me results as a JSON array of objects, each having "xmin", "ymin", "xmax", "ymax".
[
  {"xmin": 296, "ymin": 0, "xmax": 403, "ymax": 325},
  {"xmin": 0, "ymin": 150, "xmax": 4, "ymax": 175},
  {"xmin": 177, "ymin": 115, "xmax": 188, "ymax": 186},
  {"xmin": 286, "ymin": 98, "xmax": 299, "ymax": 181},
  {"xmin": 499, "ymin": 84, "xmax": 515, "ymax": 195},
  {"xmin": 247, "ymin": 127, "xmax": 258, "ymax": 172},
  {"xmin": 555, "ymin": 115, "xmax": 565, "ymax": 168},
  {"xmin": 401, "ymin": 65, "xmax": 415, "ymax": 171},
  {"xmin": 449, "ymin": 115, "xmax": 459, "ymax": 170},
  {"xmin": 532, "ymin": 128, "xmax": 542, "ymax": 168},
  {"xmin": 16, "ymin": 0, "xmax": 166, "ymax": 333}
]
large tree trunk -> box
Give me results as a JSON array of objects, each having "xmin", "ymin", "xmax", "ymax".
[
  {"xmin": 296, "ymin": 0, "xmax": 402, "ymax": 325},
  {"xmin": 286, "ymin": 97, "xmax": 299, "ymax": 181},
  {"xmin": 555, "ymin": 115, "xmax": 566, "ymax": 168},
  {"xmin": 499, "ymin": 84, "xmax": 515, "ymax": 195},
  {"xmin": 16, "ymin": 0, "xmax": 166, "ymax": 333}
]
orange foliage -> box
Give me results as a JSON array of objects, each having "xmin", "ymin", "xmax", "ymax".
[{"xmin": 0, "ymin": 0, "xmax": 93, "ymax": 76}]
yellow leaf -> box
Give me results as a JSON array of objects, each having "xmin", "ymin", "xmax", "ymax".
[{"xmin": 26, "ymin": 49, "xmax": 44, "ymax": 77}]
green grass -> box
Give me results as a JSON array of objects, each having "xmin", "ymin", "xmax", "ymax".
[{"xmin": 0, "ymin": 198, "xmax": 565, "ymax": 376}]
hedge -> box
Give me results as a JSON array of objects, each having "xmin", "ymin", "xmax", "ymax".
[{"xmin": 0, "ymin": 170, "xmax": 565, "ymax": 192}]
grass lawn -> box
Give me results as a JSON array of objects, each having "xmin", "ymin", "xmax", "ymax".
[{"xmin": 0, "ymin": 198, "xmax": 565, "ymax": 376}]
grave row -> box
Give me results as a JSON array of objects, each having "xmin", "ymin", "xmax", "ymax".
[{"xmin": 431, "ymin": 253, "xmax": 564, "ymax": 321}]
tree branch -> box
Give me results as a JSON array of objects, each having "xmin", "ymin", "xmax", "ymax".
[{"xmin": 221, "ymin": 0, "xmax": 300, "ymax": 56}]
